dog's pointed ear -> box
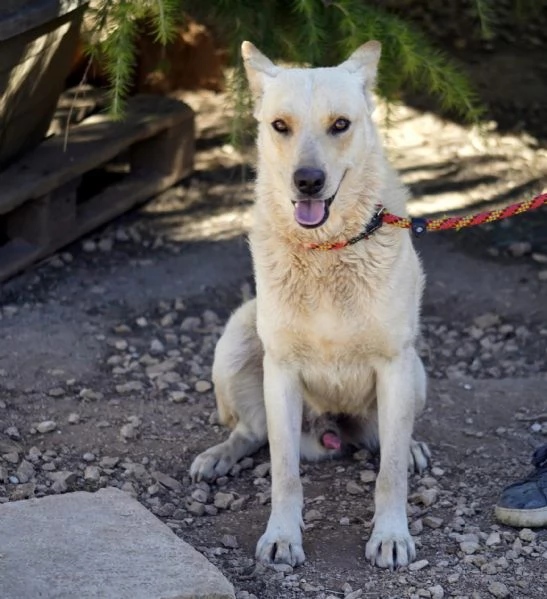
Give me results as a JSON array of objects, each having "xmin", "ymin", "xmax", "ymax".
[
  {"xmin": 241, "ymin": 41, "xmax": 280, "ymax": 102},
  {"xmin": 339, "ymin": 40, "xmax": 381, "ymax": 87}
]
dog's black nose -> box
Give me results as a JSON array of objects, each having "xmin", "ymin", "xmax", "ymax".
[{"xmin": 293, "ymin": 167, "xmax": 325, "ymax": 196}]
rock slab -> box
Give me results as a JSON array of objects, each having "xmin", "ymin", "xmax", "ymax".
[{"xmin": 0, "ymin": 487, "xmax": 235, "ymax": 599}]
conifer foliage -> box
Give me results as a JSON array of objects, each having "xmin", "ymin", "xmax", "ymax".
[{"xmin": 86, "ymin": 0, "xmax": 504, "ymax": 127}]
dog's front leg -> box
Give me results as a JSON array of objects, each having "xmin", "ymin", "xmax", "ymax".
[
  {"xmin": 366, "ymin": 349, "xmax": 417, "ymax": 569},
  {"xmin": 255, "ymin": 353, "xmax": 305, "ymax": 567}
]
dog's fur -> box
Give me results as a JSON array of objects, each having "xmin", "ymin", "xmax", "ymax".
[{"xmin": 190, "ymin": 41, "xmax": 430, "ymax": 569}]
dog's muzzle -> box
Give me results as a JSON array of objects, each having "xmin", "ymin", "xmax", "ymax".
[{"xmin": 292, "ymin": 171, "xmax": 347, "ymax": 229}]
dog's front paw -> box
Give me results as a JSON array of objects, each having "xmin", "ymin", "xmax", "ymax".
[
  {"xmin": 365, "ymin": 523, "xmax": 416, "ymax": 569},
  {"xmin": 256, "ymin": 516, "xmax": 305, "ymax": 567},
  {"xmin": 190, "ymin": 446, "xmax": 233, "ymax": 482}
]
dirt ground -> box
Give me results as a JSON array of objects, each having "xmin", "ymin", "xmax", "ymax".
[{"xmin": 1, "ymin": 81, "xmax": 547, "ymax": 599}]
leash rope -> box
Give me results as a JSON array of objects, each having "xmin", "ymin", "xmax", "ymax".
[
  {"xmin": 306, "ymin": 191, "xmax": 547, "ymax": 250},
  {"xmin": 383, "ymin": 191, "xmax": 547, "ymax": 235}
]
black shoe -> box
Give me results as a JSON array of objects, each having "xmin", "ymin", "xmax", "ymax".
[{"xmin": 495, "ymin": 444, "xmax": 547, "ymax": 528}]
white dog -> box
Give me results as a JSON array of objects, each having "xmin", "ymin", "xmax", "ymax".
[{"xmin": 191, "ymin": 40, "xmax": 430, "ymax": 570}]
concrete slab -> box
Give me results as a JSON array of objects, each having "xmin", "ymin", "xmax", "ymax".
[{"xmin": 0, "ymin": 487, "xmax": 235, "ymax": 599}]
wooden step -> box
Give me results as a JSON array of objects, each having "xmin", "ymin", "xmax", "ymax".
[{"xmin": 0, "ymin": 92, "xmax": 194, "ymax": 282}]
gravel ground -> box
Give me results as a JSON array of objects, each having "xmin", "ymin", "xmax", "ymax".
[{"xmin": 1, "ymin": 87, "xmax": 547, "ymax": 598}]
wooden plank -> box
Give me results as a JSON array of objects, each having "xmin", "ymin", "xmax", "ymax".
[
  {"xmin": 0, "ymin": 92, "xmax": 194, "ymax": 282},
  {"xmin": 0, "ymin": 169, "xmax": 186, "ymax": 283},
  {"xmin": 0, "ymin": 94, "xmax": 194, "ymax": 214}
]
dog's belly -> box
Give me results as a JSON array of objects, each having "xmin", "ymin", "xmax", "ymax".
[{"xmin": 299, "ymin": 353, "xmax": 376, "ymax": 416}]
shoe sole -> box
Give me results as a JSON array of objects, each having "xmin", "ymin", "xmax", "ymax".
[{"xmin": 495, "ymin": 504, "xmax": 547, "ymax": 528}]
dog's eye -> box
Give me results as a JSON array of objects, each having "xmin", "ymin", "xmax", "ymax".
[
  {"xmin": 331, "ymin": 118, "xmax": 351, "ymax": 134},
  {"xmin": 272, "ymin": 119, "xmax": 289, "ymax": 134}
]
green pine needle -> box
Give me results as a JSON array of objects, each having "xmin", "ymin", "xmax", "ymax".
[{"xmin": 82, "ymin": 0, "xmax": 535, "ymax": 132}]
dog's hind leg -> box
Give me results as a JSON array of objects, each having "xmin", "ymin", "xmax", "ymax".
[
  {"xmin": 190, "ymin": 300, "xmax": 267, "ymax": 482},
  {"xmin": 408, "ymin": 351, "xmax": 430, "ymax": 473},
  {"xmin": 190, "ymin": 414, "xmax": 266, "ymax": 482}
]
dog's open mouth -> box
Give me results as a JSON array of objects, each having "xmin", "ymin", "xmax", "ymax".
[
  {"xmin": 292, "ymin": 171, "xmax": 346, "ymax": 229},
  {"xmin": 293, "ymin": 195, "xmax": 334, "ymax": 228}
]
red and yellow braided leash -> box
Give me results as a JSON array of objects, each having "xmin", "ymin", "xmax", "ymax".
[
  {"xmin": 306, "ymin": 191, "xmax": 547, "ymax": 251},
  {"xmin": 383, "ymin": 191, "xmax": 547, "ymax": 232}
]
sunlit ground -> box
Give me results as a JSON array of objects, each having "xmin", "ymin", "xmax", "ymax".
[{"xmin": 139, "ymin": 90, "xmax": 547, "ymax": 245}]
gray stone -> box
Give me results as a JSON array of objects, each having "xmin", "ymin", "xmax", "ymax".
[
  {"xmin": 486, "ymin": 531, "xmax": 501, "ymax": 546},
  {"xmin": 214, "ymin": 492, "xmax": 235, "ymax": 510},
  {"xmin": 408, "ymin": 559, "xmax": 429, "ymax": 571},
  {"xmin": 304, "ymin": 509, "xmax": 323, "ymax": 522},
  {"xmin": 191, "ymin": 488, "xmax": 209, "ymax": 504},
  {"xmin": 0, "ymin": 487, "xmax": 234, "ymax": 599},
  {"xmin": 423, "ymin": 516, "xmax": 443, "ymax": 529},
  {"xmin": 360, "ymin": 470, "xmax": 377, "ymax": 483},
  {"xmin": 152, "ymin": 471, "xmax": 182, "ymax": 493},
  {"xmin": 221, "ymin": 534, "xmax": 238, "ymax": 549},
  {"xmin": 16, "ymin": 459, "xmax": 35, "ymax": 484},
  {"xmin": 253, "ymin": 462, "xmax": 270, "ymax": 478},
  {"xmin": 488, "ymin": 581, "xmax": 510, "ymax": 598},
  {"xmin": 84, "ymin": 466, "xmax": 101, "ymax": 481},
  {"xmin": 429, "ymin": 585, "xmax": 444, "ymax": 599},
  {"xmin": 100, "ymin": 456, "xmax": 120, "ymax": 469},
  {"xmin": 195, "ymin": 380, "xmax": 212, "ymax": 393},
  {"xmin": 518, "ymin": 528, "xmax": 536, "ymax": 543},
  {"xmin": 36, "ymin": 420, "xmax": 57, "ymax": 434},
  {"xmin": 346, "ymin": 481, "xmax": 364, "ymax": 495},
  {"xmin": 187, "ymin": 501, "xmax": 206, "ymax": 517},
  {"xmin": 460, "ymin": 540, "xmax": 479, "ymax": 555}
]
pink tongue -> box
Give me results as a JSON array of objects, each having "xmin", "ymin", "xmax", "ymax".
[
  {"xmin": 294, "ymin": 200, "xmax": 327, "ymax": 226},
  {"xmin": 322, "ymin": 432, "xmax": 341, "ymax": 450}
]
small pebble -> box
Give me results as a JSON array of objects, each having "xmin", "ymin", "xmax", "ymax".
[
  {"xmin": 429, "ymin": 585, "xmax": 444, "ymax": 599},
  {"xmin": 195, "ymin": 380, "xmax": 212, "ymax": 393},
  {"xmin": 253, "ymin": 463, "xmax": 270, "ymax": 478},
  {"xmin": 150, "ymin": 339, "xmax": 165, "ymax": 354},
  {"xmin": 36, "ymin": 420, "xmax": 57, "ymax": 434},
  {"xmin": 460, "ymin": 541, "xmax": 479, "ymax": 555},
  {"xmin": 187, "ymin": 501, "xmax": 205, "ymax": 516},
  {"xmin": 221, "ymin": 534, "xmax": 238, "ymax": 549},
  {"xmin": 84, "ymin": 466, "xmax": 100, "ymax": 481},
  {"xmin": 214, "ymin": 492, "xmax": 234, "ymax": 510},
  {"xmin": 304, "ymin": 509, "xmax": 323, "ymax": 522},
  {"xmin": 346, "ymin": 481, "xmax": 364, "ymax": 495},
  {"xmin": 153, "ymin": 471, "xmax": 182, "ymax": 493},
  {"xmin": 191, "ymin": 488, "xmax": 209, "ymax": 504},
  {"xmin": 408, "ymin": 559, "xmax": 429, "ymax": 571},
  {"xmin": 82, "ymin": 240, "xmax": 96, "ymax": 252},
  {"xmin": 423, "ymin": 516, "xmax": 443, "ymax": 529},
  {"xmin": 519, "ymin": 528, "xmax": 536, "ymax": 543},
  {"xmin": 488, "ymin": 581, "xmax": 510, "ymax": 598},
  {"xmin": 360, "ymin": 470, "xmax": 377, "ymax": 483}
]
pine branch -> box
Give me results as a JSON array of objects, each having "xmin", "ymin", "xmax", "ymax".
[
  {"xmin": 82, "ymin": 0, "xmax": 182, "ymax": 119},
  {"xmin": 473, "ymin": 0, "xmax": 497, "ymax": 39},
  {"xmin": 146, "ymin": 0, "xmax": 182, "ymax": 44},
  {"xmin": 101, "ymin": 2, "xmax": 138, "ymax": 120}
]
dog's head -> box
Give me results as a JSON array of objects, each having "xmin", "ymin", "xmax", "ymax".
[{"xmin": 242, "ymin": 41, "xmax": 382, "ymax": 231}]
